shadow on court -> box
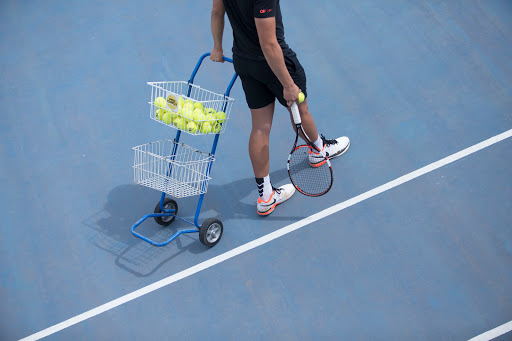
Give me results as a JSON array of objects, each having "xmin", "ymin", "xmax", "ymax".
[{"xmin": 83, "ymin": 168, "xmax": 304, "ymax": 277}]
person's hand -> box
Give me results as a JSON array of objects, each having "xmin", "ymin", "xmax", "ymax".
[
  {"xmin": 210, "ymin": 48, "xmax": 224, "ymax": 63},
  {"xmin": 283, "ymin": 83, "xmax": 301, "ymax": 107}
]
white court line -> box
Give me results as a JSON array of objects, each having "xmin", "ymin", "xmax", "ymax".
[
  {"xmin": 20, "ymin": 128, "xmax": 512, "ymax": 341},
  {"xmin": 469, "ymin": 320, "xmax": 512, "ymax": 341}
]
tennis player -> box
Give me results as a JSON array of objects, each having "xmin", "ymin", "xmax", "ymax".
[{"xmin": 210, "ymin": 0, "xmax": 350, "ymax": 215}]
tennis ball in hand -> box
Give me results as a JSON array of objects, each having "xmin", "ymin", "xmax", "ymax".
[
  {"xmin": 187, "ymin": 121, "xmax": 198, "ymax": 133},
  {"xmin": 154, "ymin": 97, "xmax": 166, "ymax": 109},
  {"xmin": 215, "ymin": 111, "xmax": 226, "ymax": 123},
  {"xmin": 298, "ymin": 92, "xmax": 305, "ymax": 104},
  {"xmin": 200, "ymin": 122, "xmax": 211, "ymax": 134}
]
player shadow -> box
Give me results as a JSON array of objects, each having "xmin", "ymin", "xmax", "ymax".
[
  {"xmin": 204, "ymin": 167, "xmax": 305, "ymax": 223},
  {"xmin": 83, "ymin": 167, "xmax": 303, "ymax": 277}
]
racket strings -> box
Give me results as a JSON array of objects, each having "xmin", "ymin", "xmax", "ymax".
[{"xmin": 288, "ymin": 146, "xmax": 332, "ymax": 196}]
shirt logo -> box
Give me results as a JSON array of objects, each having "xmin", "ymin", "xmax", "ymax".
[{"xmin": 259, "ymin": 8, "xmax": 273, "ymax": 14}]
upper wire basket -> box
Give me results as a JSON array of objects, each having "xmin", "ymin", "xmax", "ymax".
[
  {"xmin": 148, "ymin": 81, "xmax": 235, "ymax": 135},
  {"xmin": 133, "ymin": 140, "xmax": 215, "ymax": 198}
]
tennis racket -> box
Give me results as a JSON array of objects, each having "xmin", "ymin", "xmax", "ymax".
[{"xmin": 287, "ymin": 99, "xmax": 333, "ymax": 196}]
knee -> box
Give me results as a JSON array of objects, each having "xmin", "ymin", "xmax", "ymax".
[{"xmin": 251, "ymin": 123, "xmax": 272, "ymax": 137}]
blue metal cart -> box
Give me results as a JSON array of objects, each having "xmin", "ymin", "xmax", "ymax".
[{"xmin": 131, "ymin": 53, "xmax": 238, "ymax": 247}]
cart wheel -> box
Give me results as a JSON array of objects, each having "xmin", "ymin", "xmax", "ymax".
[
  {"xmin": 199, "ymin": 218, "xmax": 223, "ymax": 247},
  {"xmin": 153, "ymin": 198, "xmax": 178, "ymax": 226}
]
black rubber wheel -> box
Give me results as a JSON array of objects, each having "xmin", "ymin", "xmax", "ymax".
[
  {"xmin": 199, "ymin": 218, "xmax": 223, "ymax": 247},
  {"xmin": 153, "ymin": 198, "xmax": 178, "ymax": 226}
]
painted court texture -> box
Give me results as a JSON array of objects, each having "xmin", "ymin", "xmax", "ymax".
[{"xmin": 1, "ymin": 1, "xmax": 511, "ymax": 340}]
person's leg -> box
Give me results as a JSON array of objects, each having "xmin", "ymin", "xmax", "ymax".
[
  {"xmin": 249, "ymin": 101, "xmax": 275, "ymax": 178},
  {"xmin": 234, "ymin": 58, "xmax": 296, "ymax": 216},
  {"xmin": 248, "ymin": 101, "xmax": 296, "ymax": 216}
]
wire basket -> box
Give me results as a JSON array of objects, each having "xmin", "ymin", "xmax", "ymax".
[
  {"xmin": 148, "ymin": 81, "xmax": 235, "ymax": 135},
  {"xmin": 133, "ymin": 140, "xmax": 215, "ymax": 198}
]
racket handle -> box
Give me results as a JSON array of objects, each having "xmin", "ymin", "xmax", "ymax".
[{"xmin": 291, "ymin": 102, "xmax": 301, "ymax": 125}]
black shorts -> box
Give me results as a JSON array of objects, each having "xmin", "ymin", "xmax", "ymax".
[{"xmin": 233, "ymin": 53, "xmax": 307, "ymax": 109}]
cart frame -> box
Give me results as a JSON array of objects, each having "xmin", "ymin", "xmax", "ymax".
[{"xmin": 131, "ymin": 53, "xmax": 238, "ymax": 247}]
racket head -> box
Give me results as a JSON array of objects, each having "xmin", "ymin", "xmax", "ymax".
[{"xmin": 287, "ymin": 144, "xmax": 333, "ymax": 196}]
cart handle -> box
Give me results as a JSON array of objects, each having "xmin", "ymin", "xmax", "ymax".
[{"xmin": 188, "ymin": 52, "xmax": 238, "ymax": 98}]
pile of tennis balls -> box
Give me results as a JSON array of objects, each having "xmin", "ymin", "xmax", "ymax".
[{"xmin": 154, "ymin": 96, "xmax": 226, "ymax": 134}]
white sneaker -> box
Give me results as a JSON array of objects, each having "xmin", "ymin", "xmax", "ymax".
[
  {"xmin": 257, "ymin": 184, "xmax": 296, "ymax": 216},
  {"xmin": 309, "ymin": 135, "xmax": 350, "ymax": 167}
]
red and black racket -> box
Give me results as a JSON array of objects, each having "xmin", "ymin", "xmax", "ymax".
[{"xmin": 287, "ymin": 97, "xmax": 333, "ymax": 196}]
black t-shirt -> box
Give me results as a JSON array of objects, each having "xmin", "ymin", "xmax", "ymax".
[{"xmin": 222, "ymin": 0, "xmax": 293, "ymax": 60}]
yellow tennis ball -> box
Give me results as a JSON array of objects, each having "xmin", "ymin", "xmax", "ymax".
[
  {"xmin": 174, "ymin": 117, "xmax": 185, "ymax": 130},
  {"xmin": 204, "ymin": 108, "xmax": 216, "ymax": 117},
  {"xmin": 193, "ymin": 102, "xmax": 203, "ymax": 110},
  {"xmin": 167, "ymin": 109, "xmax": 176, "ymax": 119},
  {"xmin": 187, "ymin": 121, "xmax": 198, "ymax": 133},
  {"xmin": 162, "ymin": 112, "xmax": 172, "ymax": 124},
  {"xmin": 154, "ymin": 97, "xmax": 166, "ymax": 109},
  {"xmin": 181, "ymin": 107, "xmax": 194, "ymax": 121},
  {"xmin": 178, "ymin": 96, "xmax": 185, "ymax": 108},
  {"xmin": 211, "ymin": 122, "xmax": 221, "ymax": 134},
  {"xmin": 205, "ymin": 113, "xmax": 215, "ymax": 122},
  {"xmin": 298, "ymin": 92, "xmax": 305, "ymax": 104},
  {"xmin": 215, "ymin": 111, "xmax": 226, "ymax": 123},
  {"xmin": 183, "ymin": 102, "xmax": 194, "ymax": 113},
  {"xmin": 155, "ymin": 109, "xmax": 165, "ymax": 120},
  {"xmin": 200, "ymin": 122, "xmax": 211, "ymax": 134},
  {"xmin": 192, "ymin": 108, "xmax": 205, "ymax": 121}
]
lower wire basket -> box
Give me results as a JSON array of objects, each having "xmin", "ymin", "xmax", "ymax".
[{"xmin": 133, "ymin": 140, "xmax": 215, "ymax": 198}]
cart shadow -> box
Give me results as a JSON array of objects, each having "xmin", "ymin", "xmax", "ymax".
[
  {"xmin": 83, "ymin": 185, "xmax": 207, "ymax": 277},
  {"xmin": 83, "ymin": 167, "xmax": 304, "ymax": 277}
]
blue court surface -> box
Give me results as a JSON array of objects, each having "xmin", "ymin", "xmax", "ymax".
[{"xmin": 1, "ymin": 1, "xmax": 512, "ymax": 340}]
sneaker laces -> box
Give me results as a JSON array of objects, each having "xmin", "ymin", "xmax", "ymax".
[
  {"xmin": 321, "ymin": 134, "xmax": 338, "ymax": 146},
  {"xmin": 272, "ymin": 186, "xmax": 282, "ymax": 195}
]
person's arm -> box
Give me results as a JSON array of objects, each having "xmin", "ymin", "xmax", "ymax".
[
  {"xmin": 210, "ymin": 0, "xmax": 225, "ymax": 62},
  {"xmin": 255, "ymin": 17, "xmax": 300, "ymax": 106}
]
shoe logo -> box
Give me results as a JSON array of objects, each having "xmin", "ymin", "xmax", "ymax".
[{"xmin": 260, "ymin": 198, "xmax": 276, "ymax": 207}]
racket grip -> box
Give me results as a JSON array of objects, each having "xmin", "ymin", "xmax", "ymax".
[{"xmin": 291, "ymin": 102, "xmax": 301, "ymax": 125}]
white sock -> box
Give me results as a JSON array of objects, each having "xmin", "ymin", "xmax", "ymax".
[
  {"xmin": 262, "ymin": 174, "xmax": 273, "ymax": 201},
  {"xmin": 313, "ymin": 135, "xmax": 323, "ymax": 152},
  {"xmin": 256, "ymin": 174, "xmax": 273, "ymax": 201}
]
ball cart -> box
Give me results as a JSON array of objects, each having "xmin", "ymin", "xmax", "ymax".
[{"xmin": 131, "ymin": 53, "xmax": 238, "ymax": 247}]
